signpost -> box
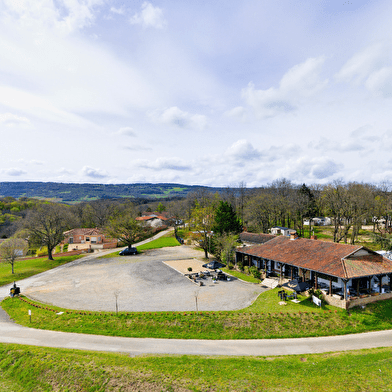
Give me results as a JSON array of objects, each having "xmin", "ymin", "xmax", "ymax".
[
  {"xmin": 312, "ymin": 295, "xmax": 322, "ymax": 307},
  {"xmin": 28, "ymin": 309, "xmax": 31, "ymax": 323}
]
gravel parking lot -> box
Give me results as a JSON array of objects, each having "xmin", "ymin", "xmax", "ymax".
[{"xmin": 22, "ymin": 246, "xmax": 266, "ymax": 312}]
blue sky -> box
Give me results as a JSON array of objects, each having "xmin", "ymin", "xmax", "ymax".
[{"xmin": 0, "ymin": 0, "xmax": 391, "ymax": 187}]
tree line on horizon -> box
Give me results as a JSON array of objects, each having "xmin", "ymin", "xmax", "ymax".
[{"xmin": 2, "ymin": 179, "xmax": 392, "ymax": 272}]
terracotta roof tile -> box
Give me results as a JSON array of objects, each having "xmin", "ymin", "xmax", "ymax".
[
  {"xmin": 64, "ymin": 228, "xmax": 104, "ymax": 236},
  {"xmin": 343, "ymin": 255, "xmax": 392, "ymax": 278}
]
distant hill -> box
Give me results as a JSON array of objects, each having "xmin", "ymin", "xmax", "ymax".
[{"xmin": 0, "ymin": 182, "xmax": 226, "ymax": 203}]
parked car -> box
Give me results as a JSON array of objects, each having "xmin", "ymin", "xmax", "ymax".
[{"xmin": 119, "ymin": 247, "xmax": 138, "ymax": 256}]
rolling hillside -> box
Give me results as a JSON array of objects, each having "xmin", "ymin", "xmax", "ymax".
[{"xmin": 0, "ymin": 182, "xmax": 225, "ymax": 203}]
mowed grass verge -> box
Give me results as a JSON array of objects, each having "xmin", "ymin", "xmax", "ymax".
[
  {"xmin": 100, "ymin": 236, "xmax": 181, "ymax": 258},
  {"xmin": 0, "ymin": 343, "xmax": 391, "ymax": 392},
  {"xmin": 3, "ymin": 288, "xmax": 392, "ymax": 340},
  {"xmin": 0, "ymin": 255, "xmax": 84, "ymax": 287}
]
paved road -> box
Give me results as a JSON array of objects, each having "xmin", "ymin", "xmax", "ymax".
[
  {"xmin": 1, "ymin": 228, "xmax": 392, "ymax": 356},
  {"xmin": 1, "ymin": 316, "xmax": 392, "ymax": 356}
]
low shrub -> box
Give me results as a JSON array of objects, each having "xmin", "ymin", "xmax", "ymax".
[
  {"xmin": 249, "ymin": 266, "xmax": 261, "ymax": 279},
  {"xmin": 36, "ymin": 247, "xmax": 48, "ymax": 257}
]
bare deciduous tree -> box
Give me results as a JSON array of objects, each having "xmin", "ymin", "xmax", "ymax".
[
  {"xmin": 0, "ymin": 237, "xmax": 28, "ymax": 274},
  {"xmin": 24, "ymin": 204, "xmax": 77, "ymax": 260}
]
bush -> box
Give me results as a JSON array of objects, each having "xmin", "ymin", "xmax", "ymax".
[
  {"xmin": 187, "ymin": 267, "xmax": 192, "ymax": 272},
  {"xmin": 249, "ymin": 266, "xmax": 261, "ymax": 280},
  {"xmin": 228, "ymin": 262, "xmax": 234, "ymax": 270},
  {"xmin": 308, "ymin": 288, "xmax": 325, "ymax": 303},
  {"xmin": 36, "ymin": 247, "xmax": 48, "ymax": 257},
  {"xmin": 237, "ymin": 261, "xmax": 244, "ymax": 271}
]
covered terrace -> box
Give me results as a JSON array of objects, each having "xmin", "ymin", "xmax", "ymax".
[{"xmin": 236, "ymin": 235, "xmax": 392, "ymax": 309}]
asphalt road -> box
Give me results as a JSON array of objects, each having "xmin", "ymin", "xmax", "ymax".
[{"xmin": 1, "ymin": 314, "xmax": 392, "ymax": 356}]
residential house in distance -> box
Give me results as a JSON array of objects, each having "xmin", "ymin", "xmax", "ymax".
[
  {"xmin": 269, "ymin": 226, "xmax": 297, "ymax": 236},
  {"xmin": 136, "ymin": 212, "xmax": 172, "ymax": 228},
  {"xmin": 63, "ymin": 228, "xmax": 117, "ymax": 251},
  {"xmin": 304, "ymin": 217, "xmax": 331, "ymax": 226},
  {"xmin": 236, "ymin": 233, "xmax": 392, "ymax": 309}
]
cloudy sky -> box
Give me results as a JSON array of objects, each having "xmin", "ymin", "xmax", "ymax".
[{"xmin": 0, "ymin": 0, "xmax": 391, "ymax": 187}]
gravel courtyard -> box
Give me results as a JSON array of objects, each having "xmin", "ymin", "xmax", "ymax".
[{"xmin": 22, "ymin": 246, "xmax": 266, "ymax": 312}]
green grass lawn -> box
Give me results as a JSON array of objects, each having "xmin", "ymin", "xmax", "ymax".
[
  {"xmin": 3, "ymin": 288, "xmax": 392, "ymax": 340},
  {"xmin": 100, "ymin": 235, "xmax": 181, "ymax": 258},
  {"xmin": 221, "ymin": 267, "xmax": 261, "ymax": 283},
  {"xmin": 0, "ymin": 255, "xmax": 84, "ymax": 287},
  {"xmin": 137, "ymin": 236, "xmax": 181, "ymax": 250},
  {"xmin": 0, "ymin": 343, "xmax": 391, "ymax": 391}
]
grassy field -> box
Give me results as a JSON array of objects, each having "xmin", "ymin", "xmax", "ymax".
[
  {"xmin": 0, "ymin": 255, "xmax": 84, "ymax": 287},
  {"xmin": 0, "ymin": 343, "xmax": 391, "ymax": 391},
  {"xmin": 3, "ymin": 288, "xmax": 392, "ymax": 340}
]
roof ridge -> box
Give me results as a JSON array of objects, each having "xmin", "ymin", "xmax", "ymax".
[{"xmin": 340, "ymin": 258, "xmax": 349, "ymax": 280}]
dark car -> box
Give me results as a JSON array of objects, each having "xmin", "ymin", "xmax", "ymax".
[{"xmin": 119, "ymin": 247, "xmax": 138, "ymax": 256}]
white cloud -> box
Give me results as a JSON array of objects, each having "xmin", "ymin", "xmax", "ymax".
[
  {"xmin": 137, "ymin": 157, "xmax": 191, "ymax": 171},
  {"xmin": 365, "ymin": 67, "xmax": 392, "ymax": 98},
  {"xmin": 154, "ymin": 106, "xmax": 207, "ymax": 130},
  {"xmin": 278, "ymin": 156, "xmax": 343, "ymax": 181},
  {"xmin": 308, "ymin": 137, "xmax": 366, "ymax": 153},
  {"xmin": 242, "ymin": 57, "xmax": 328, "ymax": 118},
  {"xmin": 1, "ymin": 0, "xmax": 103, "ymax": 34},
  {"xmin": 130, "ymin": 2, "xmax": 166, "ymax": 29},
  {"xmin": 335, "ymin": 42, "xmax": 392, "ymax": 98},
  {"xmin": 0, "ymin": 112, "xmax": 30, "ymax": 126},
  {"xmin": 3, "ymin": 168, "xmax": 27, "ymax": 176},
  {"xmin": 335, "ymin": 42, "xmax": 387, "ymax": 84},
  {"xmin": 110, "ymin": 7, "xmax": 124, "ymax": 15},
  {"xmin": 224, "ymin": 106, "xmax": 248, "ymax": 121},
  {"xmin": 116, "ymin": 127, "xmax": 136, "ymax": 137},
  {"xmin": 81, "ymin": 166, "xmax": 109, "ymax": 179},
  {"xmin": 225, "ymin": 140, "xmax": 261, "ymax": 160}
]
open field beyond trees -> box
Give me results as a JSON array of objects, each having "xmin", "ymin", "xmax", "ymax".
[
  {"xmin": 3, "ymin": 288, "xmax": 392, "ymax": 340},
  {"xmin": 0, "ymin": 343, "xmax": 391, "ymax": 391}
]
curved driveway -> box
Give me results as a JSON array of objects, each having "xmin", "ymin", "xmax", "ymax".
[{"xmin": 1, "ymin": 229, "xmax": 392, "ymax": 356}]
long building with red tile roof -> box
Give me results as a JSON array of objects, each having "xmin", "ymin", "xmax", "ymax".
[{"xmin": 236, "ymin": 234, "xmax": 392, "ymax": 308}]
